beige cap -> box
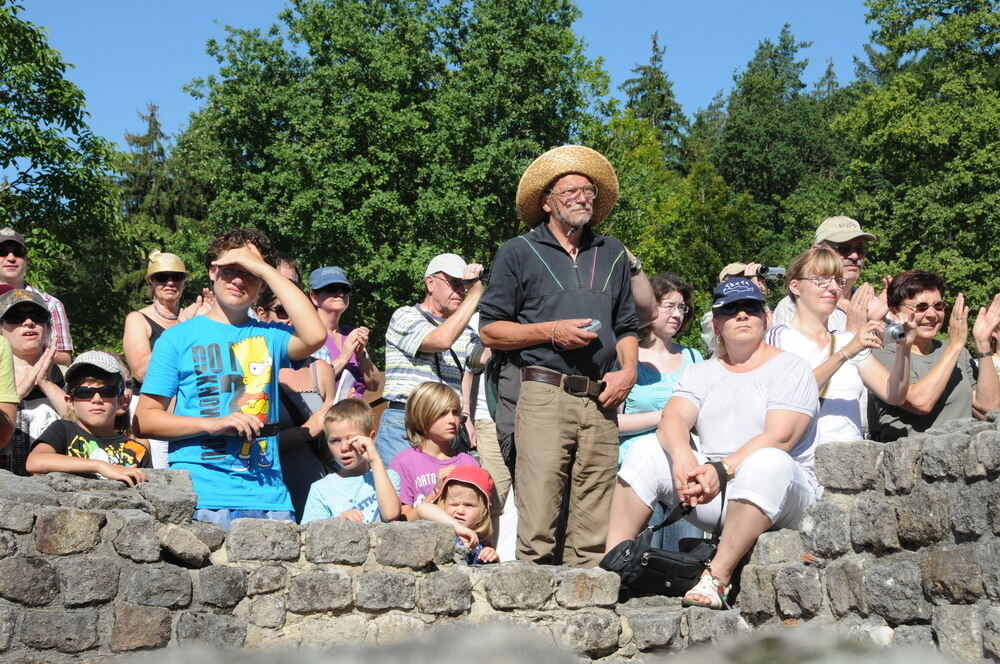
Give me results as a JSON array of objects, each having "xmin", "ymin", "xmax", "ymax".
[
  {"xmin": 145, "ymin": 250, "xmax": 189, "ymax": 279},
  {"xmin": 814, "ymin": 216, "xmax": 876, "ymax": 244}
]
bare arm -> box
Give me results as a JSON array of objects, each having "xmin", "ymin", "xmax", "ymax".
[
  {"xmin": 971, "ymin": 293, "xmax": 1000, "ymax": 416},
  {"xmin": 418, "ymin": 267, "xmax": 484, "ymax": 353},
  {"xmin": 122, "ymin": 311, "xmax": 153, "ymax": 382},
  {"xmin": 625, "ymin": 248, "xmax": 657, "ymax": 329},
  {"xmin": 0, "ymin": 401, "xmax": 14, "ymax": 450},
  {"xmin": 26, "ymin": 443, "xmax": 147, "ymax": 487},
  {"xmin": 617, "ymin": 410, "xmax": 661, "ymax": 435},
  {"xmin": 135, "ymin": 393, "xmax": 264, "ymax": 441},
  {"xmin": 479, "ymin": 318, "xmax": 597, "ymax": 352},
  {"xmin": 598, "ymin": 335, "xmax": 638, "ymax": 409}
]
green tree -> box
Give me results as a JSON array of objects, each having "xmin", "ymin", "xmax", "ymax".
[{"xmin": 620, "ymin": 33, "xmax": 686, "ymax": 166}]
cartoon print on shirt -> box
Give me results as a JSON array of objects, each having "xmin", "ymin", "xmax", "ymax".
[{"xmin": 230, "ymin": 336, "xmax": 274, "ymax": 471}]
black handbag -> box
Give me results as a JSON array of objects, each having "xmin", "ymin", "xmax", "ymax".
[{"xmin": 599, "ymin": 461, "xmax": 728, "ymax": 596}]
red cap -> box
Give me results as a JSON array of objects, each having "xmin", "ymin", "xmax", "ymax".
[{"xmin": 438, "ymin": 466, "xmax": 494, "ymax": 503}]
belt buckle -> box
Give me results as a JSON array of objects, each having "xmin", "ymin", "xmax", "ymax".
[{"xmin": 562, "ymin": 375, "xmax": 590, "ymax": 397}]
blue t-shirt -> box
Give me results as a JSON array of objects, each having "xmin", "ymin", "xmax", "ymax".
[
  {"xmin": 300, "ymin": 469, "xmax": 402, "ymax": 524},
  {"xmin": 142, "ymin": 316, "xmax": 298, "ymax": 510}
]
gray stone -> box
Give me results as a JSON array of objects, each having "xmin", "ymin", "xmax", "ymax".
[
  {"xmin": 355, "ymin": 571, "xmax": 416, "ymax": 610},
  {"xmin": 933, "ymin": 604, "xmax": 982, "ymax": 660},
  {"xmin": 125, "ymin": 563, "xmax": 192, "ymax": 608},
  {"xmin": 950, "ymin": 481, "xmax": 991, "ymax": 538},
  {"xmin": 826, "ymin": 554, "xmax": 870, "ymax": 617},
  {"xmin": 416, "ymin": 569, "xmax": 472, "ymax": 615},
  {"xmin": 294, "ymin": 614, "xmax": 368, "ymax": 647},
  {"xmin": 0, "ymin": 498, "xmax": 36, "ymax": 532},
  {"xmin": 144, "ymin": 467, "xmax": 194, "ymax": 490},
  {"xmin": 0, "ymin": 474, "xmax": 59, "ymax": 505},
  {"xmin": 304, "ymin": 517, "xmax": 370, "ymax": 564},
  {"xmin": 815, "ymin": 440, "xmax": 883, "ymax": 491},
  {"xmin": 373, "ymin": 613, "xmax": 426, "ymax": 644},
  {"xmin": 249, "ymin": 595, "xmax": 286, "ymax": 628},
  {"xmin": 373, "ymin": 521, "xmax": 453, "ymax": 569},
  {"xmin": 0, "ymin": 530, "xmax": 15, "ymax": 558},
  {"xmin": 159, "ymin": 523, "xmax": 212, "ymax": 568},
  {"xmin": 733, "ymin": 564, "xmax": 776, "ymax": 621},
  {"xmin": 984, "ymin": 606, "xmax": 1000, "ymax": 659},
  {"xmin": 685, "ymin": 606, "xmax": 750, "ymax": 645},
  {"xmin": 34, "ymin": 506, "xmax": 105, "ymax": 555},
  {"xmin": 555, "ymin": 568, "xmax": 619, "ymax": 608},
  {"xmin": 921, "ymin": 433, "xmax": 971, "ymax": 479},
  {"xmin": 851, "ymin": 494, "xmax": 901, "ymax": 553},
  {"xmin": 0, "ymin": 556, "xmax": 57, "ymax": 605},
  {"xmin": 136, "ymin": 482, "xmax": 198, "ymax": 524},
  {"xmin": 552, "ymin": 609, "xmax": 619, "ymax": 656},
  {"xmin": 111, "ymin": 603, "xmax": 172, "ymax": 651},
  {"xmin": 893, "ymin": 624, "xmax": 935, "ymax": 647},
  {"xmin": 182, "ymin": 520, "xmax": 227, "ymax": 552},
  {"xmin": 882, "ymin": 437, "xmax": 922, "ymax": 494},
  {"xmin": 773, "ymin": 562, "xmax": 823, "ymax": 618},
  {"xmin": 176, "ymin": 612, "xmax": 247, "ymax": 649},
  {"xmin": 864, "ymin": 556, "xmax": 932, "ymax": 625},
  {"xmin": 68, "ymin": 490, "xmax": 150, "ymax": 511},
  {"xmin": 627, "ymin": 611, "xmax": 682, "ymax": 650},
  {"xmin": 0, "ymin": 608, "xmax": 13, "ymax": 651},
  {"xmin": 247, "ymin": 564, "xmax": 287, "ymax": 595},
  {"xmin": 799, "ymin": 501, "xmax": 850, "ymax": 558},
  {"xmin": 922, "ymin": 545, "xmax": 983, "ymax": 603},
  {"xmin": 227, "ymin": 519, "xmax": 300, "ymax": 561},
  {"xmin": 42, "ymin": 471, "xmax": 126, "ymax": 493},
  {"xmin": 484, "ymin": 562, "xmax": 554, "ymax": 609},
  {"xmin": 748, "ymin": 529, "xmax": 804, "ymax": 565},
  {"xmin": 287, "ymin": 570, "xmax": 352, "ymax": 613},
  {"xmin": 895, "ymin": 484, "xmax": 951, "ymax": 548},
  {"xmin": 982, "ymin": 539, "xmax": 1000, "ymax": 602},
  {"xmin": 112, "ymin": 509, "xmax": 162, "ymax": 562},
  {"xmin": 964, "ymin": 431, "xmax": 1000, "ymax": 479},
  {"xmin": 199, "ymin": 565, "xmax": 247, "ymax": 608},
  {"xmin": 19, "ymin": 609, "xmax": 98, "ymax": 653},
  {"xmin": 54, "ymin": 556, "xmax": 119, "ymax": 607}
]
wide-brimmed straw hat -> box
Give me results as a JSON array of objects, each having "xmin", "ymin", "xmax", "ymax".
[
  {"xmin": 515, "ymin": 145, "xmax": 619, "ymax": 228},
  {"xmin": 145, "ymin": 250, "xmax": 189, "ymax": 279}
]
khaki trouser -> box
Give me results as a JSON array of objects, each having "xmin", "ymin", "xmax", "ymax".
[
  {"xmin": 475, "ymin": 418, "xmax": 512, "ymax": 513},
  {"xmin": 514, "ymin": 378, "xmax": 619, "ymax": 567}
]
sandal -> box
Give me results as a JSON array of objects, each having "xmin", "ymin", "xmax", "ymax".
[{"xmin": 682, "ymin": 571, "xmax": 730, "ymax": 610}]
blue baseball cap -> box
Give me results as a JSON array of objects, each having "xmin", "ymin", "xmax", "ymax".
[
  {"xmin": 711, "ymin": 277, "xmax": 766, "ymax": 309},
  {"xmin": 309, "ymin": 266, "xmax": 351, "ymax": 291}
]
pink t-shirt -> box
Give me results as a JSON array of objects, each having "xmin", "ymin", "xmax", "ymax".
[{"xmin": 389, "ymin": 447, "xmax": 479, "ymax": 506}]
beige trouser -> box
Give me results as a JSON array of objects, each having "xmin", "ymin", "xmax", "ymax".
[
  {"xmin": 514, "ymin": 379, "xmax": 619, "ymax": 568},
  {"xmin": 475, "ymin": 418, "xmax": 512, "ymax": 513}
]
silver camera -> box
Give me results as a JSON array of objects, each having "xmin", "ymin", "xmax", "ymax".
[{"xmin": 885, "ymin": 322, "xmax": 907, "ymax": 344}]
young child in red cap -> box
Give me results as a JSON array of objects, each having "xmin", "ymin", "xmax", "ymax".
[{"xmin": 417, "ymin": 465, "xmax": 498, "ymax": 564}]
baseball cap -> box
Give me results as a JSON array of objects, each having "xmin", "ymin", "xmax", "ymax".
[
  {"xmin": 309, "ymin": 266, "xmax": 351, "ymax": 291},
  {"xmin": 711, "ymin": 277, "xmax": 766, "ymax": 309},
  {"xmin": 813, "ymin": 216, "xmax": 876, "ymax": 245},
  {"xmin": 0, "ymin": 289, "xmax": 48, "ymax": 320},
  {"xmin": 438, "ymin": 466, "xmax": 494, "ymax": 504},
  {"xmin": 65, "ymin": 350, "xmax": 128, "ymax": 389},
  {"xmin": 0, "ymin": 228, "xmax": 26, "ymax": 249},
  {"xmin": 424, "ymin": 253, "xmax": 466, "ymax": 279}
]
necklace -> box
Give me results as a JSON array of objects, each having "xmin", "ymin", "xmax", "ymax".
[{"xmin": 153, "ymin": 303, "xmax": 179, "ymax": 321}]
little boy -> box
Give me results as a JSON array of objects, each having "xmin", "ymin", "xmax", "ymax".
[
  {"xmin": 27, "ymin": 351, "xmax": 149, "ymax": 486},
  {"xmin": 301, "ymin": 399, "xmax": 401, "ymax": 524}
]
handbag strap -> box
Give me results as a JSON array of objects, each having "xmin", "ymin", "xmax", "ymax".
[
  {"xmin": 650, "ymin": 460, "xmax": 729, "ymax": 542},
  {"xmin": 415, "ymin": 306, "xmax": 467, "ymax": 377}
]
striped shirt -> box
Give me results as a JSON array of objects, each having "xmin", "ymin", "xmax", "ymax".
[
  {"xmin": 382, "ymin": 305, "xmax": 477, "ymax": 402},
  {"xmin": 26, "ymin": 285, "xmax": 73, "ymax": 353}
]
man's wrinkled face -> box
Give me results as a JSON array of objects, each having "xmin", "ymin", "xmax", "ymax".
[{"xmin": 543, "ymin": 174, "xmax": 595, "ymax": 230}]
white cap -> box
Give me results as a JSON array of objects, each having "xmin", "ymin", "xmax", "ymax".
[
  {"xmin": 424, "ymin": 253, "xmax": 467, "ymax": 279},
  {"xmin": 66, "ymin": 350, "xmax": 128, "ymax": 388}
]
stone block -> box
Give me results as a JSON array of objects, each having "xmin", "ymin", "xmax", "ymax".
[
  {"xmin": 484, "ymin": 562, "xmax": 554, "ymax": 609},
  {"xmin": 373, "ymin": 521, "xmax": 453, "ymax": 568},
  {"xmin": 882, "ymin": 437, "xmax": 922, "ymax": 494},
  {"xmin": 825, "ymin": 554, "xmax": 870, "ymax": 617},
  {"xmin": 417, "ymin": 569, "xmax": 472, "ymax": 615},
  {"xmin": 981, "ymin": 539, "xmax": 1000, "ymax": 602},
  {"xmin": 68, "ymin": 490, "xmax": 149, "ymax": 511},
  {"xmin": 864, "ymin": 556, "xmax": 932, "ymax": 625},
  {"xmin": 304, "ymin": 517, "xmax": 370, "ymax": 564},
  {"xmin": 984, "ymin": 606, "xmax": 1000, "ymax": 659},
  {"xmin": 733, "ymin": 564, "xmax": 777, "ymax": 621},
  {"xmin": 144, "ymin": 467, "xmax": 194, "ymax": 490},
  {"xmin": 0, "ymin": 556, "xmax": 57, "ymax": 606},
  {"xmin": 922, "ymin": 545, "xmax": 983, "ymax": 604},
  {"xmin": 34, "ymin": 507, "xmax": 105, "ymax": 555},
  {"xmin": 0, "ymin": 474, "xmax": 59, "ymax": 505},
  {"xmin": 373, "ymin": 613, "xmax": 426, "ymax": 644},
  {"xmin": 799, "ymin": 501, "xmax": 850, "ymax": 558},
  {"xmin": 158, "ymin": 523, "xmax": 211, "ymax": 568},
  {"xmin": 19, "ymin": 609, "xmax": 98, "ymax": 653},
  {"xmin": 964, "ymin": 431, "xmax": 1000, "ymax": 479},
  {"xmin": 773, "ymin": 562, "xmax": 823, "ymax": 619},
  {"xmin": 851, "ymin": 494, "xmax": 901, "ymax": 554},
  {"xmin": 0, "ymin": 498, "xmax": 36, "ymax": 532},
  {"xmin": 125, "ymin": 563, "xmax": 192, "ymax": 608},
  {"xmin": 248, "ymin": 564, "xmax": 287, "ymax": 595},
  {"xmin": 815, "ymin": 441, "xmax": 883, "ymax": 491},
  {"xmin": 895, "ymin": 484, "xmax": 951, "ymax": 549},
  {"xmin": 685, "ymin": 606, "xmax": 751, "ymax": 645},
  {"xmin": 182, "ymin": 520, "xmax": 227, "ymax": 552},
  {"xmin": 555, "ymin": 568, "xmax": 619, "ymax": 608},
  {"xmin": 112, "ymin": 509, "xmax": 161, "ymax": 562},
  {"xmin": 893, "ymin": 624, "xmax": 935, "ymax": 647},
  {"xmin": 55, "ymin": 556, "xmax": 119, "ymax": 607},
  {"xmin": 0, "ymin": 608, "xmax": 13, "ymax": 651},
  {"xmin": 552, "ymin": 609, "xmax": 619, "ymax": 656},
  {"xmin": 287, "ymin": 570, "xmax": 352, "ymax": 613},
  {"xmin": 950, "ymin": 481, "xmax": 991, "ymax": 538},
  {"xmin": 933, "ymin": 604, "xmax": 982, "ymax": 660},
  {"xmin": 0, "ymin": 530, "xmax": 15, "ymax": 558},
  {"xmin": 355, "ymin": 571, "xmax": 416, "ymax": 610},
  {"xmin": 136, "ymin": 482, "xmax": 197, "ymax": 524},
  {"xmin": 198, "ymin": 565, "xmax": 247, "ymax": 608},
  {"xmin": 110, "ymin": 603, "xmax": 172, "ymax": 651},
  {"xmin": 226, "ymin": 519, "xmax": 300, "ymax": 561},
  {"xmin": 627, "ymin": 611, "xmax": 682, "ymax": 650},
  {"xmin": 176, "ymin": 612, "xmax": 247, "ymax": 649},
  {"xmin": 293, "ymin": 615, "xmax": 367, "ymax": 647},
  {"xmin": 249, "ymin": 595, "xmax": 285, "ymax": 628},
  {"xmin": 42, "ymin": 472, "xmax": 125, "ymax": 493},
  {"xmin": 921, "ymin": 433, "xmax": 971, "ymax": 479},
  {"xmin": 748, "ymin": 529, "xmax": 804, "ymax": 565}
]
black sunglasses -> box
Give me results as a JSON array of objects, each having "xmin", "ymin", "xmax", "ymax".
[
  {"xmin": 152, "ymin": 272, "xmax": 185, "ymax": 283},
  {"xmin": 70, "ymin": 384, "xmax": 123, "ymax": 400},
  {"xmin": 318, "ymin": 285, "xmax": 351, "ymax": 296},
  {"xmin": 716, "ymin": 300, "xmax": 766, "ymax": 317},
  {"xmin": 268, "ymin": 304, "xmax": 289, "ymax": 319},
  {"xmin": 2, "ymin": 309, "xmax": 50, "ymax": 325},
  {"xmin": 0, "ymin": 243, "xmax": 26, "ymax": 258},
  {"xmin": 827, "ymin": 242, "xmax": 867, "ymax": 258}
]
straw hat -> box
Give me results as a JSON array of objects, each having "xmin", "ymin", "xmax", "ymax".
[
  {"xmin": 515, "ymin": 145, "xmax": 619, "ymax": 228},
  {"xmin": 145, "ymin": 250, "xmax": 189, "ymax": 279}
]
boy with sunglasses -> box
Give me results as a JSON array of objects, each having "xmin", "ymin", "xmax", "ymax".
[{"xmin": 27, "ymin": 351, "xmax": 149, "ymax": 486}]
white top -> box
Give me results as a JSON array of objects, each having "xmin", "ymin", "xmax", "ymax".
[
  {"xmin": 767, "ymin": 324, "xmax": 868, "ymax": 445},
  {"xmin": 772, "ymin": 295, "xmax": 847, "ymax": 332},
  {"xmin": 671, "ymin": 350, "xmax": 819, "ymax": 471}
]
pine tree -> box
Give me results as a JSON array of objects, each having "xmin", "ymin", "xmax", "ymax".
[{"xmin": 620, "ymin": 33, "xmax": 686, "ymax": 166}]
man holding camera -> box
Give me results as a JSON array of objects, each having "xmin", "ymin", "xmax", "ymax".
[{"xmin": 479, "ymin": 145, "xmax": 638, "ymax": 567}]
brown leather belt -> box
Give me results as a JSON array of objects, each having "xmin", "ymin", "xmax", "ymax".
[{"xmin": 522, "ymin": 366, "xmax": 604, "ymax": 399}]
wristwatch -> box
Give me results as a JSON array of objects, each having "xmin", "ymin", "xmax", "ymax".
[{"xmin": 629, "ymin": 255, "xmax": 642, "ymax": 276}]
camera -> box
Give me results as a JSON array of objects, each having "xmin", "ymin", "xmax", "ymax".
[
  {"xmin": 756, "ymin": 266, "xmax": 787, "ymax": 280},
  {"xmin": 885, "ymin": 322, "xmax": 907, "ymax": 344}
]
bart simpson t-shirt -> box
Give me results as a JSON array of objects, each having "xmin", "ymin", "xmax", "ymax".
[
  {"xmin": 142, "ymin": 316, "xmax": 298, "ymax": 510},
  {"xmin": 33, "ymin": 419, "xmax": 151, "ymax": 468}
]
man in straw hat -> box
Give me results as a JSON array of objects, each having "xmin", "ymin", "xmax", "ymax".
[{"xmin": 479, "ymin": 145, "xmax": 639, "ymax": 567}]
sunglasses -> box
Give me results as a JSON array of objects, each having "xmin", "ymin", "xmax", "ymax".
[
  {"xmin": 2, "ymin": 309, "xmax": 50, "ymax": 325},
  {"xmin": 432, "ymin": 274, "xmax": 466, "ymax": 292},
  {"xmin": 70, "ymin": 384, "xmax": 123, "ymax": 400},
  {"xmin": 267, "ymin": 304, "xmax": 289, "ymax": 319},
  {"xmin": 902, "ymin": 301, "xmax": 946, "ymax": 313},
  {"xmin": 827, "ymin": 242, "xmax": 867, "ymax": 258},
  {"xmin": 0, "ymin": 243, "xmax": 26, "ymax": 258},
  {"xmin": 152, "ymin": 272, "xmax": 185, "ymax": 283},
  {"xmin": 716, "ymin": 300, "xmax": 766, "ymax": 317},
  {"xmin": 318, "ymin": 285, "xmax": 351, "ymax": 296}
]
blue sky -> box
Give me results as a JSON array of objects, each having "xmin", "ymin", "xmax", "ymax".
[{"xmin": 21, "ymin": 1, "xmax": 872, "ymax": 147}]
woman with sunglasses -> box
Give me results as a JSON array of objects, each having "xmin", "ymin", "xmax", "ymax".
[
  {"xmin": 870, "ymin": 270, "xmax": 1000, "ymax": 442},
  {"xmin": 766, "ymin": 247, "xmax": 916, "ymax": 446},
  {"xmin": 607, "ymin": 277, "xmax": 820, "ymax": 610}
]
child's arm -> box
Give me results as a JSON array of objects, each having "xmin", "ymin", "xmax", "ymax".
[
  {"xmin": 354, "ymin": 436, "xmax": 401, "ymax": 522},
  {"xmin": 415, "ymin": 501, "xmax": 479, "ymax": 547},
  {"xmin": 476, "ymin": 547, "xmax": 499, "ymax": 563},
  {"xmin": 26, "ymin": 443, "xmax": 147, "ymax": 487}
]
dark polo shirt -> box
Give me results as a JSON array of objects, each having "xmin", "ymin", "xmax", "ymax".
[{"xmin": 479, "ymin": 222, "xmax": 638, "ymax": 379}]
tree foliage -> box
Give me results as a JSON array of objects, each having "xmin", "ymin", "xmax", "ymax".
[{"xmin": 620, "ymin": 33, "xmax": 686, "ymax": 166}]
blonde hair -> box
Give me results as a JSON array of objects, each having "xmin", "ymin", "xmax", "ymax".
[
  {"xmin": 324, "ymin": 398, "xmax": 373, "ymax": 434},
  {"xmin": 434, "ymin": 480, "xmax": 493, "ymax": 539},
  {"xmin": 785, "ymin": 246, "xmax": 843, "ymax": 302},
  {"xmin": 405, "ymin": 382, "xmax": 460, "ymax": 448}
]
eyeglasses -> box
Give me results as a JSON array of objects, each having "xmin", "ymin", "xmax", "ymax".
[
  {"xmin": 317, "ymin": 285, "xmax": 351, "ymax": 296},
  {"xmin": 432, "ymin": 274, "xmax": 466, "ymax": 292},
  {"xmin": 716, "ymin": 300, "xmax": 766, "ymax": 317},
  {"xmin": 0, "ymin": 243, "xmax": 26, "ymax": 258},
  {"xmin": 800, "ymin": 275, "xmax": 847, "ymax": 289},
  {"xmin": 901, "ymin": 301, "xmax": 946, "ymax": 313},
  {"xmin": 152, "ymin": 272, "xmax": 185, "ymax": 283},
  {"xmin": 826, "ymin": 241, "xmax": 867, "ymax": 258},
  {"xmin": 549, "ymin": 185, "xmax": 598, "ymax": 202},
  {"xmin": 2, "ymin": 308, "xmax": 49, "ymax": 325},
  {"xmin": 217, "ymin": 265, "xmax": 258, "ymax": 282},
  {"xmin": 658, "ymin": 303, "xmax": 690, "ymax": 315},
  {"xmin": 70, "ymin": 384, "xmax": 123, "ymax": 400}
]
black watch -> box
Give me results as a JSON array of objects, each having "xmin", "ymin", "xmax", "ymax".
[{"xmin": 629, "ymin": 256, "xmax": 642, "ymax": 276}]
